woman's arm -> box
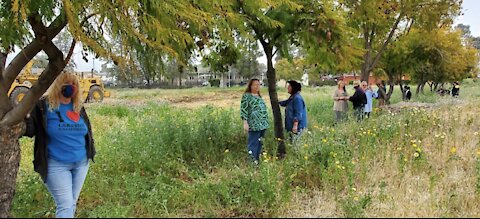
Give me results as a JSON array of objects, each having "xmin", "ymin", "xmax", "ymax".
[
  {"xmin": 240, "ymin": 94, "xmax": 250, "ymax": 121},
  {"xmin": 333, "ymin": 90, "xmax": 341, "ymax": 101},
  {"xmin": 24, "ymin": 105, "xmax": 39, "ymax": 138}
]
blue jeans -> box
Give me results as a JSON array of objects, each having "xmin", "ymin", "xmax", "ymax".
[
  {"xmin": 46, "ymin": 158, "xmax": 89, "ymax": 218},
  {"xmin": 247, "ymin": 130, "xmax": 266, "ymax": 162}
]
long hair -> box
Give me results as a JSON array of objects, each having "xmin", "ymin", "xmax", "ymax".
[
  {"xmin": 245, "ymin": 79, "xmax": 261, "ymax": 96},
  {"xmin": 46, "ymin": 72, "xmax": 83, "ymax": 113},
  {"xmin": 337, "ymin": 81, "xmax": 346, "ymax": 92}
]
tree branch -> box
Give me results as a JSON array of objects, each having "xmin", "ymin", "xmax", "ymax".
[
  {"xmin": 0, "ymin": 52, "xmax": 6, "ymax": 81},
  {"xmin": 273, "ymin": 48, "xmax": 279, "ymax": 57},
  {"xmin": 0, "ymin": 42, "xmax": 65, "ymax": 127},
  {"xmin": 2, "ymin": 40, "xmax": 44, "ymax": 88},
  {"xmin": 63, "ymin": 13, "xmax": 97, "ymax": 65},
  {"xmin": 2, "ymin": 12, "xmax": 67, "ymax": 90},
  {"xmin": 369, "ymin": 12, "xmax": 404, "ymax": 72},
  {"xmin": 65, "ymin": 39, "xmax": 77, "ymax": 64}
]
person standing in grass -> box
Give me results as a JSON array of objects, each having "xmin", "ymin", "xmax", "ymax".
[
  {"xmin": 280, "ymin": 80, "xmax": 308, "ymax": 143},
  {"xmin": 241, "ymin": 79, "xmax": 269, "ymax": 165},
  {"xmin": 376, "ymin": 81, "xmax": 387, "ymax": 107},
  {"xmin": 362, "ymin": 81, "xmax": 378, "ymax": 119},
  {"xmin": 452, "ymin": 81, "xmax": 460, "ymax": 97},
  {"xmin": 404, "ymin": 86, "xmax": 412, "ymax": 101},
  {"xmin": 349, "ymin": 81, "xmax": 367, "ymax": 122},
  {"xmin": 24, "ymin": 73, "xmax": 96, "ymax": 218},
  {"xmin": 333, "ymin": 81, "xmax": 349, "ymax": 123}
]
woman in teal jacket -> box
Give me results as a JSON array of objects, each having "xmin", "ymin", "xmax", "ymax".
[{"xmin": 240, "ymin": 79, "xmax": 269, "ymax": 164}]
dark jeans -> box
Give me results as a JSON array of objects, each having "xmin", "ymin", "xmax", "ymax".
[
  {"xmin": 248, "ymin": 130, "xmax": 266, "ymax": 162},
  {"xmin": 364, "ymin": 112, "xmax": 371, "ymax": 119},
  {"xmin": 354, "ymin": 107, "xmax": 365, "ymax": 122}
]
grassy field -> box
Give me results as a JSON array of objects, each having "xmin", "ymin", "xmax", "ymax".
[{"xmin": 12, "ymin": 79, "xmax": 480, "ymax": 217}]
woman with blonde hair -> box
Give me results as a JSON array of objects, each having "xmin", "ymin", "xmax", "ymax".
[
  {"xmin": 333, "ymin": 81, "xmax": 349, "ymax": 123},
  {"xmin": 25, "ymin": 72, "xmax": 96, "ymax": 218}
]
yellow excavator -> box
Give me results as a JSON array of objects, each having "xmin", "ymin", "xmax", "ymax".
[{"xmin": 8, "ymin": 60, "xmax": 110, "ymax": 105}]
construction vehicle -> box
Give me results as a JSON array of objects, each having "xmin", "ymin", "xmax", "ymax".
[{"xmin": 8, "ymin": 60, "xmax": 110, "ymax": 105}]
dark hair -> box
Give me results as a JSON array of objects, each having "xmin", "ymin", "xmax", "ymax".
[
  {"xmin": 287, "ymin": 80, "xmax": 302, "ymax": 95},
  {"xmin": 245, "ymin": 79, "xmax": 261, "ymax": 96}
]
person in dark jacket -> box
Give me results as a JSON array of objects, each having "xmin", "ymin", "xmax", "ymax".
[
  {"xmin": 376, "ymin": 81, "xmax": 387, "ymax": 107},
  {"xmin": 280, "ymin": 80, "xmax": 308, "ymax": 145},
  {"xmin": 452, "ymin": 81, "xmax": 460, "ymax": 97},
  {"xmin": 404, "ymin": 86, "xmax": 412, "ymax": 101},
  {"xmin": 24, "ymin": 73, "xmax": 96, "ymax": 218},
  {"xmin": 349, "ymin": 81, "xmax": 367, "ymax": 121}
]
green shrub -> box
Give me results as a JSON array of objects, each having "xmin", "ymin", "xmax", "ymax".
[{"xmin": 209, "ymin": 79, "xmax": 221, "ymax": 87}]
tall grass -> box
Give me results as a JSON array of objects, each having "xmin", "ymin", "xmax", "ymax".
[{"xmin": 12, "ymin": 81, "xmax": 480, "ymax": 217}]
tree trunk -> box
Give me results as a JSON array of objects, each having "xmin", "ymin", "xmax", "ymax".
[
  {"xmin": 399, "ymin": 80, "xmax": 405, "ymax": 100},
  {"xmin": 0, "ymin": 123, "xmax": 25, "ymax": 218},
  {"xmin": 384, "ymin": 81, "xmax": 395, "ymax": 105},
  {"xmin": 433, "ymin": 82, "xmax": 439, "ymax": 92},
  {"xmin": 263, "ymin": 46, "xmax": 286, "ymax": 159},
  {"xmin": 420, "ymin": 82, "xmax": 426, "ymax": 94}
]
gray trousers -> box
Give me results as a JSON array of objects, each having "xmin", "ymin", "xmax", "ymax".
[{"xmin": 335, "ymin": 111, "xmax": 347, "ymax": 123}]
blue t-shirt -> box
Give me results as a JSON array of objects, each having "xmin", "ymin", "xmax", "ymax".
[{"xmin": 46, "ymin": 102, "xmax": 88, "ymax": 163}]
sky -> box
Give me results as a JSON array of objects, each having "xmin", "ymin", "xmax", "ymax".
[
  {"xmin": 454, "ymin": 0, "xmax": 480, "ymax": 37},
  {"xmin": 7, "ymin": 0, "xmax": 480, "ymax": 72}
]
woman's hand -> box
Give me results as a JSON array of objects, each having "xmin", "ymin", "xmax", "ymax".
[
  {"xmin": 292, "ymin": 122, "xmax": 298, "ymax": 134},
  {"xmin": 243, "ymin": 121, "xmax": 249, "ymax": 132}
]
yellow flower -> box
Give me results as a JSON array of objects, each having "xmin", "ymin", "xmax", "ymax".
[
  {"xmin": 304, "ymin": 156, "xmax": 309, "ymax": 160},
  {"xmin": 404, "ymin": 158, "xmax": 408, "ymax": 162},
  {"xmin": 224, "ymin": 149, "xmax": 230, "ymax": 153},
  {"xmin": 477, "ymin": 150, "xmax": 480, "ymax": 156},
  {"xmin": 335, "ymin": 161, "xmax": 340, "ymax": 165},
  {"xmin": 414, "ymin": 152, "xmax": 420, "ymax": 158},
  {"xmin": 351, "ymin": 187, "xmax": 357, "ymax": 192},
  {"xmin": 322, "ymin": 138, "xmax": 328, "ymax": 143},
  {"xmin": 303, "ymin": 144, "xmax": 309, "ymax": 148},
  {"xmin": 474, "ymin": 132, "xmax": 479, "ymax": 136},
  {"xmin": 412, "ymin": 144, "xmax": 417, "ymax": 148},
  {"xmin": 450, "ymin": 147, "xmax": 457, "ymax": 154},
  {"xmin": 353, "ymin": 196, "xmax": 359, "ymax": 201}
]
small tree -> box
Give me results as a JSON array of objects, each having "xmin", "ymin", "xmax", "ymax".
[{"xmin": 0, "ymin": 0, "xmax": 224, "ymax": 216}]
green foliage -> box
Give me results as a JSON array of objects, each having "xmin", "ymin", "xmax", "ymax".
[
  {"xmin": 314, "ymin": 80, "xmax": 338, "ymax": 87},
  {"xmin": 406, "ymin": 28, "xmax": 479, "ymax": 83},
  {"xmin": 275, "ymin": 58, "xmax": 305, "ymax": 81},
  {"xmin": 209, "ymin": 79, "xmax": 221, "ymax": 87},
  {"xmin": 12, "ymin": 84, "xmax": 480, "ymax": 217}
]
